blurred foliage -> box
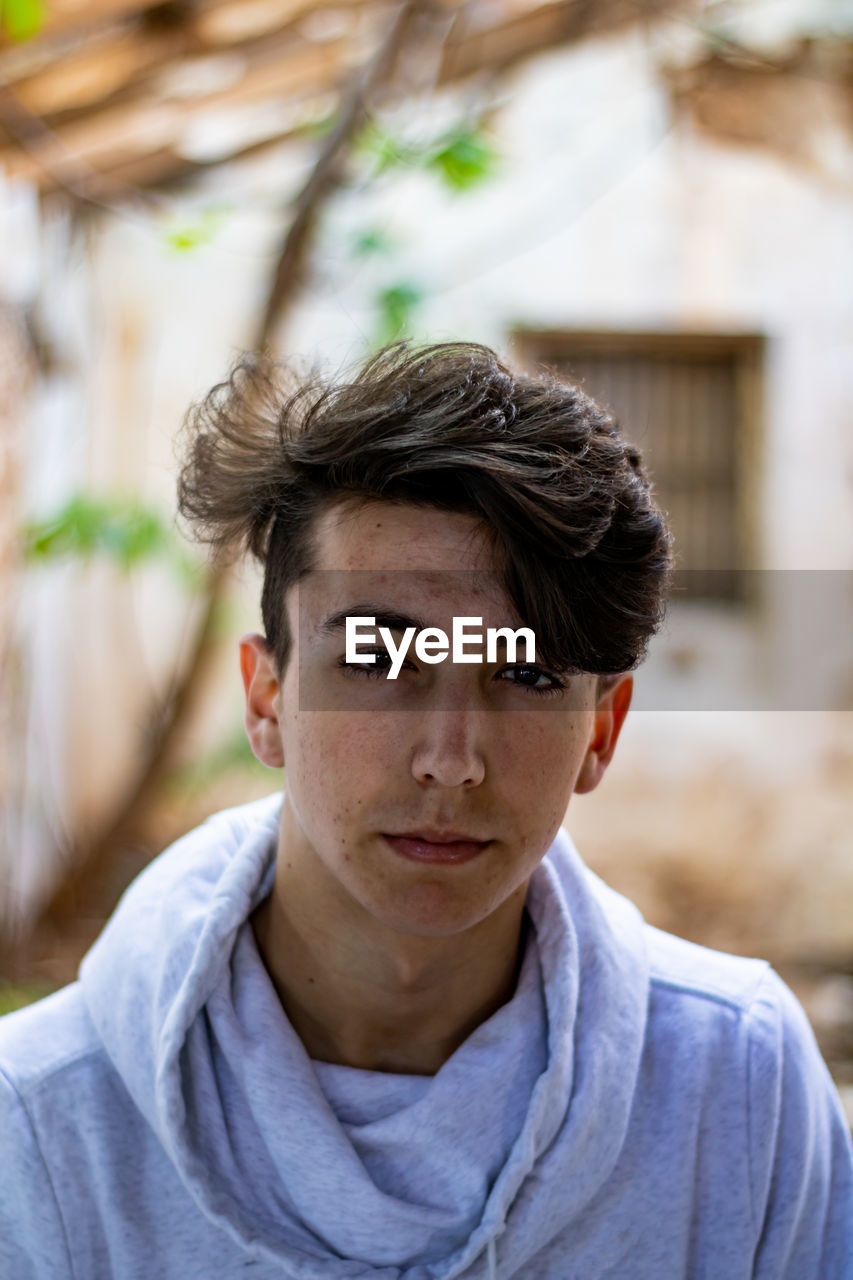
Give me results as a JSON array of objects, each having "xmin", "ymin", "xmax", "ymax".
[
  {"xmin": 426, "ymin": 127, "xmax": 499, "ymax": 192},
  {"xmin": 298, "ymin": 109, "xmax": 340, "ymax": 140},
  {"xmin": 356, "ymin": 123, "xmax": 418, "ymax": 175},
  {"xmin": 0, "ymin": 982, "xmax": 56, "ymax": 1016},
  {"xmin": 0, "ymin": 0, "xmax": 45, "ymax": 41},
  {"xmin": 351, "ymin": 226, "xmax": 396, "ymax": 258},
  {"xmin": 351, "ymin": 118, "xmax": 499, "ymax": 346},
  {"xmin": 168, "ymin": 725, "xmax": 274, "ymax": 796},
  {"xmin": 162, "ymin": 205, "xmax": 231, "ymax": 254},
  {"xmin": 375, "ymin": 282, "xmax": 424, "ymax": 344},
  {"xmin": 23, "ymin": 495, "xmax": 200, "ymax": 584},
  {"xmin": 356, "ymin": 119, "xmax": 499, "ymax": 192}
]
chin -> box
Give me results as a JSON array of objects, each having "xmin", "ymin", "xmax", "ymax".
[{"xmin": 366, "ymin": 882, "xmax": 502, "ymax": 939}]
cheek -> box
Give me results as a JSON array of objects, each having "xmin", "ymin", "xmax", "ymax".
[
  {"xmin": 285, "ymin": 714, "xmax": 401, "ymax": 804},
  {"xmin": 500, "ymin": 713, "xmax": 589, "ymax": 780},
  {"xmin": 300, "ymin": 721, "xmax": 407, "ymax": 858},
  {"xmin": 494, "ymin": 714, "xmax": 591, "ymax": 819}
]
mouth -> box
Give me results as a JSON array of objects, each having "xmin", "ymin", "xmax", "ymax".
[{"xmin": 382, "ymin": 832, "xmax": 492, "ymax": 865}]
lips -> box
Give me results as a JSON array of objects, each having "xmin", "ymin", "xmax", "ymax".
[
  {"xmin": 392, "ymin": 829, "xmax": 489, "ymax": 844},
  {"xmin": 383, "ymin": 831, "xmax": 492, "ymax": 865}
]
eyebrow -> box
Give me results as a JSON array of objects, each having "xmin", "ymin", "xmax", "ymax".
[
  {"xmin": 316, "ymin": 604, "xmax": 531, "ymax": 659},
  {"xmin": 317, "ymin": 604, "xmax": 432, "ymax": 637}
]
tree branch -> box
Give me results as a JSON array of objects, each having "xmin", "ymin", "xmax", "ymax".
[
  {"xmin": 256, "ymin": 0, "xmax": 427, "ymax": 348},
  {"xmin": 3, "ymin": 0, "xmax": 432, "ymax": 972}
]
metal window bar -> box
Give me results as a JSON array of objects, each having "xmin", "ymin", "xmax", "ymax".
[{"xmin": 531, "ymin": 344, "xmax": 749, "ymax": 601}]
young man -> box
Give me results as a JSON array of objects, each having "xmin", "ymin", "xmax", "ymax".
[{"xmin": 1, "ymin": 342, "xmax": 850, "ymax": 1278}]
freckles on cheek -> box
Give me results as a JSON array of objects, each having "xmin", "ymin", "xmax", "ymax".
[
  {"xmin": 504, "ymin": 717, "xmax": 582, "ymax": 778},
  {"xmin": 287, "ymin": 723, "xmax": 346, "ymax": 809},
  {"xmin": 504, "ymin": 717, "xmax": 589, "ymax": 830},
  {"xmin": 296, "ymin": 717, "xmax": 386, "ymax": 810}
]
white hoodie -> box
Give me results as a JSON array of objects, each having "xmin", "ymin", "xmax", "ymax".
[{"xmin": 1, "ymin": 791, "xmax": 851, "ymax": 1278}]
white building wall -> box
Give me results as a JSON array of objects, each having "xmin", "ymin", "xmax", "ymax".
[
  {"xmin": 263, "ymin": 26, "xmax": 853, "ymax": 955},
  {"xmin": 2, "ymin": 17, "xmax": 851, "ymax": 954}
]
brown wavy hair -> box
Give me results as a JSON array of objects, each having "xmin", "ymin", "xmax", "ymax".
[{"xmin": 176, "ymin": 340, "xmax": 673, "ymax": 681}]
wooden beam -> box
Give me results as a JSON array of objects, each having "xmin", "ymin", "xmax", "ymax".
[
  {"xmin": 45, "ymin": 119, "xmax": 310, "ymax": 191},
  {"xmin": 9, "ymin": 29, "xmax": 191, "ymax": 117},
  {"xmin": 0, "ymin": 38, "xmax": 347, "ymax": 186},
  {"xmin": 0, "ymin": 0, "xmax": 689, "ymax": 195},
  {"xmin": 440, "ymin": 0, "xmax": 677, "ymax": 82},
  {"xmin": 513, "ymin": 328, "xmax": 765, "ymax": 359},
  {"xmin": 1, "ymin": 0, "xmax": 170, "ymax": 44},
  {"xmin": 1, "ymin": 0, "xmax": 370, "ymax": 118},
  {"xmin": 194, "ymin": 0, "xmax": 366, "ymax": 46},
  {"xmin": 0, "ymin": 0, "xmax": 365, "ymax": 82}
]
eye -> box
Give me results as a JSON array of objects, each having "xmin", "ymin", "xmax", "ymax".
[
  {"xmin": 495, "ymin": 664, "xmax": 567, "ymax": 697},
  {"xmin": 337, "ymin": 651, "xmax": 416, "ymax": 679}
]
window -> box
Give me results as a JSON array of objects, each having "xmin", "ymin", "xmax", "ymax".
[{"xmin": 512, "ymin": 330, "xmax": 764, "ymax": 602}]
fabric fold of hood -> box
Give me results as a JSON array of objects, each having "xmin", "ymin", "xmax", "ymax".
[{"xmin": 79, "ymin": 793, "xmax": 650, "ymax": 1279}]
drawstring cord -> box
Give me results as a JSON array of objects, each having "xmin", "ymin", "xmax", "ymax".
[{"xmin": 487, "ymin": 1235, "xmax": 497, "ymax": 1280}]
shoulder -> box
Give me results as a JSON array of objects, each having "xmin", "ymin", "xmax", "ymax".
[
  {"xmin": 0, "ymin": 982, "xmax": 105, "ymax": 1097},
  {"xmin": 645, "ymin": 921, "xmax": 771, "ymax": 1014},
  {"xmin": 636, "ymin": 922, "xmax": 846, "ymax": 1143},
  {"xmin": 640, "ymin": 923, "xmax": 853, "ymax": 1269},
  {"xmin": 641, "ymin": 922, "xmax": 829, "ymax": 1086},
  {"xmin": 633, "ymin": 923, "xmax": 778, "ymax": 1121},
  {"xmin": 641, "ymin": 922, "xmax": 843, "ymax": 1085},
  {"xmin": 0, "ymin": 985, "xmax": 104, "ymax": 1280}
]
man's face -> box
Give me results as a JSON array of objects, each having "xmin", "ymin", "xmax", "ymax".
[{"xmin": 241, "ymin": 498, "xmax": 631, "ymax": 940}]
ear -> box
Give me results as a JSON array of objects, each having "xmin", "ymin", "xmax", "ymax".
[
  {"xmin": 573, "ymin": 673, "xmax": 633, "ymax": 796},
  {"xmin": 239, "ymin": 633, "xmax": 285, "ymax": 769}
]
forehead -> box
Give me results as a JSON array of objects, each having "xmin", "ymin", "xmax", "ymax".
[
  {"xmin": 311, "ymin": 498, "xmax": 495, "ymax": 573},
  {"xmin": 300, "ymin": 499, "xmax": 513, "ymax": 624}
]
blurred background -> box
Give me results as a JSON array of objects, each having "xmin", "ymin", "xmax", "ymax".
[{"xmin": 0, "ymin": 0, "xmax": 851, "ymax": 1118}]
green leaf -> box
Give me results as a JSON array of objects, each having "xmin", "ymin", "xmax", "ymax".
[
  {"xmin": 351, "ymin": 227, "xmax": 395, "ymax": 259},
  {"xmin": 162, "ymin": 205, "xmax": 229, "ymax": 254},
  {"xmin": 1, "ymin": 0, "xmax": 45, "ymax": 41},
  {"xmin": 355, "ymin": 117, "xmax": 499, "ymax": 191},
  {"xmin": 426, "ymin": 127, "xmax": 498, "ymax": 192},
  {"xmin": 374, "ymin": 282, "xmax": 424, "ymax": 345},
  {"xmin": 354, "ymin": 120, "xmax": 419, "ymax": 175},
  {"xmin": 22, "ymin": 495, "xmax": 198, "ymax": 581}
]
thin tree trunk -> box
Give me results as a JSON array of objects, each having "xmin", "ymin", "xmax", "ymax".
[
  {"xmin": 0, "ymin": 306, "xmax": 37, "ymax": 940},
  {"xmin": 257, "ymin": 0, "xmax": 424, "ymax": 347},
  {"xmin": 6, "ymin": 0, "xmax": 428, "ymax": 967}
]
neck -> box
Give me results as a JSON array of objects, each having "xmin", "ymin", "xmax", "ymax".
[{"xmin": 251, "ymin": 830, "xmax": 530, "ymax": 1076}]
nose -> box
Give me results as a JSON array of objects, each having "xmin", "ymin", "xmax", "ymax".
[{"xmin": 410, "ymin": 707, "xmax": 486, "ymax": 788}]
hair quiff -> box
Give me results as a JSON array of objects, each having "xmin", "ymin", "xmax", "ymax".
[{"xmin": 176, "ymin": 340, "xmax": 673, "ymax": 677}]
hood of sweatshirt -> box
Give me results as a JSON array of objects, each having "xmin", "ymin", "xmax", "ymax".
[{"xmin": 79, "ymin": 792, "xmax": 649, "ymax": 1280}]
